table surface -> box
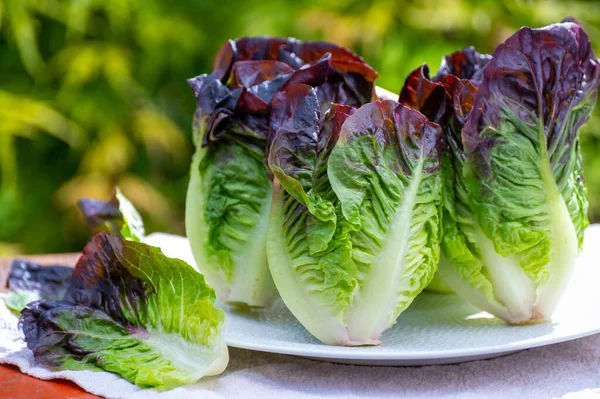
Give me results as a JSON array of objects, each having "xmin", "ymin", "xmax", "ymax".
[{"xmin": 0, "ymin": 253, "xmax": 98, "ymax": 399}]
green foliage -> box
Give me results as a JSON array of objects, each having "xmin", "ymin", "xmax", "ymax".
[{"xmin": 1, "ymin": 0, "xmax": 599, "ymax": 254}]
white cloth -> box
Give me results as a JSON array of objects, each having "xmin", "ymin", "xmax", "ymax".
[{"xmin": 2, "ymin": 297, "xmax": 600, "ymax": 399}]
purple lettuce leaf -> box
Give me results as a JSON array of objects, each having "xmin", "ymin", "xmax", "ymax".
[
  {"xmin": 188, "ymin": 37, "xmax": 378, "ymax": 150},
  {"xmin": 433, "ymin": 46, "xmax": 491, "ymax": 84},
  {"xmin": 398, "ymin": 64, "xmax": 447, "ymax": 124},
  {"xmin": 267, "ymin": 84, "xmax": 355, "ymax": 253},
  {"xmin": 5, "ymin": 260, "xmax": 73, "ymax": 312}
]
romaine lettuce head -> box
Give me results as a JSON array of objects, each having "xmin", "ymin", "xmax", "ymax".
[
  {"xmin": 266, "ymin": 83, "xmax": 442, "ymax": 345},
  {"xmin": 186, "ymin": 37, "xmax": 378, "ymax": 308},
  {"xmin": 434, "ymin": 20, "xmax": 600, "ymax": 323},
  {"xmin": 20, "ymin": 232, "xmax": 228, "ymax": 391}
]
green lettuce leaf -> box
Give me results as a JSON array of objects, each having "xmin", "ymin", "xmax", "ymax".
[
  {"xmin": 329, "ymin": 102, "xmax": 443, "ymax": 342},
  {"xmin": 20, "ymin": 232, "xmax": 228, "ymax": 390}
]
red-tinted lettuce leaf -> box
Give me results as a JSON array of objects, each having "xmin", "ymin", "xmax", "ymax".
[
  {"xmin": 77, "ymin": 194, "xmax": 122, "ymax": 236},
  {"xmin": 315, "ymin": 72, "xmax": 375, "ymax": 114},
  {"xmin": 212, "ymin": 39, "xmax": 236, "ymax": 82},
  {"xmin": 441, "ymin": 75, "xmax": 478, "ymax": 161},
  {"xmin": 19, "ymin": 232, "xmax": 226, "ymax": 390},
  {"xmin": 77, "ymin": 188, "xmax": 144, "ymax": 241},
  {"xmin": 463, "ymin": 21, "xmax": 600, "ymax": 179},
  {"xmin": 5, "ymin": 260, "xmax": 73, "ymax": 311},
  {"xmin": 282, "ymin": 54, "xmax": 332, "ymax": 89},
  {"xmin": 280, "ymin": 40, "xmax": 377, "ymax": 110},
  {"xmin": 433, "ymin": 47, "xmax": 492, "ymax": 84},
  {"xmin": 64, "ymin": 231, "xmax": 220, "ymax": 328},
  {"xmin": 63, "ymin": 233, "xmax": 158, "ymax": 325},
  {"xmin": 280, "ymin": 39, "xmax": 379, "ymax": 81},
  {"xmin": 338, "ymin": 99, "xmax": 397, "ymax": 147},
  {"xmin": 443, "ymin": 76, "xmax": 476, "ymax": 130},
  {"xmin": 198, "ymin": 82, "xmax": 282, "ymax": 147},
  {"xmin": 394, "ymin": 104, "xmax": 443, "ymax": 174},
  {"xmin": 188, "ymin": 74, "xmax": 231, "ymax": 118},
  {"xmin": 267, "ymin": 85, "xmax": 356, "ymax": 180},
  {"xmin": 267, "ymin": 83, "xmax": 322, "ymax": 191},
  {"xmin": 398, "ymin": 55, "xmax": 483, "ymax": 162},
  {"xmin": 191, "ymin": 37, "xmax": 378, "ymax": 149},
  {"xmin": 337, "ymin": 100, "xmax": 442, "ymax": 174},
  {"xmin": 267, "ymin": 85, "xmax": 354, "ymax": 252},
  {"xmin": 319, "ymin": 103, "xmax": 356, "ymax": 152},
  {"xmin": 20, "ymin": 300, "xmax": 134, "ymax": 368},
  {"xmin": 236, "ymin": 87, "xmax": 269, "ymax": 112},
  {"xmin": 213, "ymin": 37, "xmax": 288, "ymax": 82},
  {"xmin": 234, "ymin": 36, "xmax": 288, "ymax": 61},
  {"xmin": 244, "ymin": 74, "xmax": 292, "ymax": 104},
  {"xmin": 399, "ymin": 64, "xmax": 447, "ymax": 123},
  {"xmin": 230, "ymin": 60, "xmax": 295, "ymax": 88},
  {"xmin": 328, "ymin": 100, "xmax": 442, "ymax": 227}
]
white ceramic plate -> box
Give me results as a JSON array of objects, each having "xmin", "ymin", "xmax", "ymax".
[{"xmin": 145, "ymin": 225, "xmax": 600, "ymax": 366}]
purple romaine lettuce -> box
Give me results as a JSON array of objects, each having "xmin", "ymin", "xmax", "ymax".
[
  {"xmin": 186, "ymin": 37, "xmax": 378, "ymax": 308},
  {"xmin": 398, "ymin": 20, "xmax": 600, "ymax": 322},
  {"xmin": 266, "ymin": 83, "xmax": 442, "ymax": 345},
  {"xmin": 419, "ymin": 20, "xmax": 600, "ymax": 324}
]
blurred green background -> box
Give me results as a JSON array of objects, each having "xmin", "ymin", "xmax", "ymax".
[{"xmin": 1, "ymin": 0, "xmax": 599, "ymax": 255}]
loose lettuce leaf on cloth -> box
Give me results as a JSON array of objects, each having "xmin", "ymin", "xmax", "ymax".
[
  {"xmin": 5, "ymin": 260, "xmax": 73, "ymax": 312},
  {"xmin": 266, "ymin": 84, "xmax": 442, "ymax": 345},
  {"xmin": 186, "ymin": 37, "xmax": 378, "ymax": 308},
  {"xmin": 437, "ymin": 20, "xmax": 600, "ymax": 323},
  {"xmin": 12, "ymin": 188, "xmax": 144, "ymax": 312},
  {"xmin": 19, "ymin": 232, "xmax": 228, "ymax": 391},
  {"xmin": 78, "ymin": 187, "xmax": 145, "ymax": 241}
]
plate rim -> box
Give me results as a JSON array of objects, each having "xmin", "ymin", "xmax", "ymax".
[{"xmin": 224, "ymin": 323, "xmax": 600, "ymax": 361}]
